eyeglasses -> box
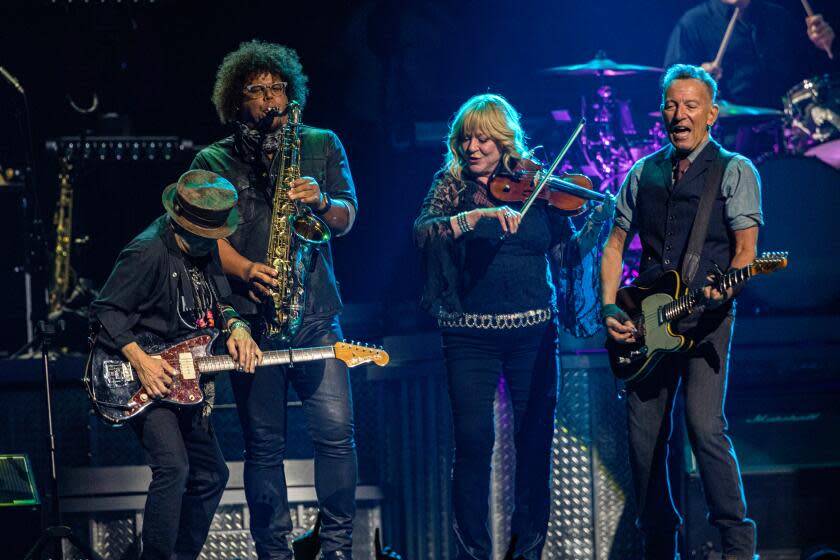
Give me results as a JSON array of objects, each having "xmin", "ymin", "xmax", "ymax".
[{"xmin": 243, "ymin": 82, "xmax": 288, "ymax": 99}]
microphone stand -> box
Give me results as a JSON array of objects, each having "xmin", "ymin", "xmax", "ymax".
[
  {"xmin": 24, "ymin": 321, "xmax": 104, "ymax": 560},
  {"xmin": 3, "ymin": 65, "xmax": 49, "ymax": 357}
]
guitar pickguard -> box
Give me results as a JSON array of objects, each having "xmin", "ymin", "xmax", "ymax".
[
  {"xmin": 86, "ymin": 330, "xmax": 216, "ymax": 425},
  {"xmin": 640, "ymin": 293, "xmax": 684, "ymax": 354}
]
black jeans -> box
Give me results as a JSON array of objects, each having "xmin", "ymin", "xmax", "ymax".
[
  {"xmin": 131, "ymin": 405, "xmax": 230, "ymax": 560},
  {"xmin": 231, "ymin": 314, "xmax": 357, "ymax": 559},
  {"xmin": 626, "ymin": 313, "xmax": 756, "ymax": 560},
  {"xmin": 441, "ymin": 319, "xmax": 559, "ymax": 560}
]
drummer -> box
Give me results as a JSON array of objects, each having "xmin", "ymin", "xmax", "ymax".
[{"xmin": 664, "ymin": 0, "xmax": 837, "ymax": 108}]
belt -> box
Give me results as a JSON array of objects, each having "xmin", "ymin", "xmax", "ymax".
[{"xmin": 437, "ymin": 307, "xmax": 552, "ymax": 330}]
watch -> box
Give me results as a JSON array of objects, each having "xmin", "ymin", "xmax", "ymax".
[{"xmin": 314, "ymin": 192, "xmax": 332, "ymax": 215}]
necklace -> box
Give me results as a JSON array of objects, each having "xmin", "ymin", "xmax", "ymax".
[{"xmin": 180, "ymin": 262, "xmax": 216, "ymax": 329}]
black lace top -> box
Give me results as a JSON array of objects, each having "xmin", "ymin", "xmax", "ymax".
[{"xmin": 413, "ymin": 170, "xmax": 601, "ymax": 337}]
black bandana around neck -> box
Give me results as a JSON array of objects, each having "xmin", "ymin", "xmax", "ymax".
[{"xmin": 234, "ymin": 121, "xmax": 283, "ymax": 160}]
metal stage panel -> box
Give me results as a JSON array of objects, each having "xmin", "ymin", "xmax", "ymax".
[
  {"xmin": 378, "ymin": 334, "xmax": 641, "ymax": 560},
  {"xmin": 58, "ymin": 461, "xmax": 383, "ymax": 560}
]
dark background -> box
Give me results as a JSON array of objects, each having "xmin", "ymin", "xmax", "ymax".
[
  {"xmin": 2, "ymin": 0, "xmax": 840, "ymax": 352},
  {"xmin": 2, "ymin": 0, "xmax": 836, "ymax": 355},
  {"xmin": 1, "ymin": 2, "xmax": 840, "ymax": 557}
]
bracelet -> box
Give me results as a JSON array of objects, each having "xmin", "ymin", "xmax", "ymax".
[
  {"xmin": 314, "ymin": 192, "xmax": 332, "ymax": 215},
  {"xmin": 456, "ymin": 211, "xmax": 472, "ymax": 234},
  {"xmin": 228, "ymin": 320, "xmax": 251, "ymax": 333}
]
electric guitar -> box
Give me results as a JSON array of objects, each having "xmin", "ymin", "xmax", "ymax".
[
  {"xmin": 605, "ymin": 252, "xmax": 788, "ymax": 385},
  {"xmin": 84, "ymin": 329, "xmax": 390, "ymax": 425}
]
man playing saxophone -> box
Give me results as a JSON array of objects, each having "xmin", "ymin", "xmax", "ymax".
[{"xmin": 190, "ymin": 40, "xmax": 358, "ymax": 560}]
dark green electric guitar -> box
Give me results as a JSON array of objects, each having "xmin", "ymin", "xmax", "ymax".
[{"xmin": 605, "ymin": 252, "xmax": 789, "ymax": 385}]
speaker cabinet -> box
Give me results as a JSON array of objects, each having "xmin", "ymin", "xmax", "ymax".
[{"xmin": 682, "ymin": 389, "xmax": 840, "ymax": 557}]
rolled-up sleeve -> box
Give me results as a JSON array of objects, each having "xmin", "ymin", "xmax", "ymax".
[
  {"xmin": 723, "ymin": 156, "xmax": 764, "ymax": 230},
  {"xmin": 614, "ymin": 160, "xmax": 643, "ymax": 233},
  {"xmin": 325, "ymin": 131, "xmax": 358, "ymax": 235}
]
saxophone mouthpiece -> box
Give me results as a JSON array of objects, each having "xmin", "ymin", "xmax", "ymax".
[{"xmin": 257, "ymin": 106, "xmax": 288, "ymax": 131}]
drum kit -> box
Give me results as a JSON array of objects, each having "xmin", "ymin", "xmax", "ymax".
[
  {"xmin": 543, "ymin": 51, "xmax": 840, "ymax": 196},
  {"xmin": 546, "ymin": 52, "xmax": 840, "ymax": 298}
]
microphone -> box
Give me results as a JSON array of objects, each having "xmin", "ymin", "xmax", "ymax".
[{"xmin": 0, "ymin": 66, "xmax": 24, "ymax": 95}]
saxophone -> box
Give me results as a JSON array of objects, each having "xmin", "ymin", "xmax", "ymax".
[
  {"xmin": 263, "ymin": 101, "xmax": 331, "ymax": 341},
  {"xmin": 49, "ymin": 157, "xmax": 73, "ymax": 317}
]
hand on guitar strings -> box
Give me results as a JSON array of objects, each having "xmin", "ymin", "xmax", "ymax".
[
  {"xmin": 124, "ymin": 344, "xmax": 175, "ymax": 399},
  {"xmin": 227, "ymin": 327, "xmax": 263, "ymax": 373},
  {"xmin": 701, "ymin": 272, "xmax": 731, "ymax": 310},
  {"xmin": 603, "ymin": 304, "xmax": 638, "ymax": 345}
]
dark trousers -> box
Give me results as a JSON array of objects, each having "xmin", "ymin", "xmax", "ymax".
[
  {"xmin": 627, "ymin": 313, "xmax": 756, "ymax": 560},
  {"xmin": 231, "ymin": 315, "xmax": 357, "ymax": 559},
  {"xmin": 131, "ymin": 405, "xmax": 230, "ymax": 560},
  {"xmin": 441, "ymin": 319, "xmax": 559, "ymax": 560}
]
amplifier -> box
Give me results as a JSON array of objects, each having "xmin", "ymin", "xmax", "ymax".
[
  {"xmin": 0, "ymin": 453, "xmax": 39, "ymax": 506},
  {"xmin": 682, "ymin": 387, "xmax": 840, "ymax": 556},
  {"xmin": 685, "ymin": 390, "xmax": 840, "ymax": 474},
  {"xmin": 0, "ymin": 454, "xmax": 42, "ymax": 558}
]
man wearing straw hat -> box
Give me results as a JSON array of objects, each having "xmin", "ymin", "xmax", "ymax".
[{"xmin": 90, "ymin": 169, "xmax": 262, "ymax": 560}]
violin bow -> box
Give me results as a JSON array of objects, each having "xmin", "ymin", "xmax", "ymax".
[
  {"xmin": 801, "ymin": 0, "xmax": 834, "ymax": 59},
  {"xmin": 520, "ymin": 118, "xmax": 586, "ymax": 218},
  {"xmin": 713, "ymin": 6, "xmax": 740, "ymax": 69}
]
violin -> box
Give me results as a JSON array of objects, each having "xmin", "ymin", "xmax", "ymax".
[{"xmin": 489, "ymin": 158, "xmax": 607, "ymax": 216}]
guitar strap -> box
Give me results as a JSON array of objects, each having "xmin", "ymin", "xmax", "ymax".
[{"xmin": 681, "ymin": 146, "xmax": 734, "ymax": 286}]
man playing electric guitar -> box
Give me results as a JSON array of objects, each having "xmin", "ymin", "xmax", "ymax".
[
  {"xmin": 600, "ymin": 64, "xmax": 763, "ymax": 560},
  {"xmin": 89, "ymin": 169, "xmax": 261, "ymax": 560}
]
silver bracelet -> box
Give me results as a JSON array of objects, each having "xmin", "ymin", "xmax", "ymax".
[{"xmin": 456, "ymin": 211, "xmax": 472, "ymax": 234}]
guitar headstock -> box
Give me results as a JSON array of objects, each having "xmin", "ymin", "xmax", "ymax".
[
  {"xmin": 334, "ymin": 341, "xmax": 390, "ymax": 368},
  {"xmin": 751, "ymin": 251, "xmax": 789, "ymax": 276}
]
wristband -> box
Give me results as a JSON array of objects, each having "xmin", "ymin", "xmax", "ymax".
[
  {"xmin": 314, "ymin": 192, "xmax": 332, "ymax": 215},
  {"xmin": 601, "ymin": 303, "xmax": 630, "ymax": 324}
]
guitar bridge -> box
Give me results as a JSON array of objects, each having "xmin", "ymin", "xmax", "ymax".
[
  {"xmin": 103, "ymin": 361, "xmax": 134, "ymax": 388},
  {"xmin": 617, "ymin": 346, "xmax": 648, "ymax": 365}
]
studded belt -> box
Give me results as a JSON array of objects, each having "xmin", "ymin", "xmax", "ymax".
[{"xmin": 437, "ymin": 307, "xmax": 552, "ymax": 330}]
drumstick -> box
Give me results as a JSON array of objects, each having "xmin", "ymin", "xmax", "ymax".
[
  {"xmin": 713, "ymin": 7, "xmax": 740, "ymax": 68},
  {"xmin": 801, "ymin": 0, "xmax": 834, "ymax": 59}
]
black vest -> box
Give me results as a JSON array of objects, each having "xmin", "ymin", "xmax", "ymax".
[{"xmin": 635, "ymin": 140, "xmax": 735, "ymax": 291}]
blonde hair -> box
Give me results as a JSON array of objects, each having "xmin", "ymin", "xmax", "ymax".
[{"xmin": 443, "ymin": 94, "xmax": 528, "ymax": 181}]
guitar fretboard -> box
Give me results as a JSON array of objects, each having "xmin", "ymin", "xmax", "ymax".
[
  {"xmin": 661, "ymin": 265, "xmax": 753, "ymax": 322},
  {"xmin": 195, "ymin": 346, "xmax": 336, "ymax": 373}
]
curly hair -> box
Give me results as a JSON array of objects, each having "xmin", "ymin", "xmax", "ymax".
[
  {"xmin": 211, "ymin": 40, "xmax": 309, "ymax": 124},
  {"xmin": 443, "ymin": 94, "xmax": 528, "ymax": 181}
]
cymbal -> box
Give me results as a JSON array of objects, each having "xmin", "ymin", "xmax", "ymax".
[
  {"xmin": 647, "ymin": 100, "xmax": 783, "ymax": 119},
  {"xmin": 544, "ymin": 52, "xmax": 663, "ymax": 76},
  {"xmin": 717, "ymin": 100, "xmax": 783, "ymax": 118}
]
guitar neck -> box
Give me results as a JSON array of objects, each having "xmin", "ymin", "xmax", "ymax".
[
  {"xmin": 195, "ymin": 346, "xmax": 336, "ymax": 374},
  {"xmin": 662, "ymin": 265, "xmax": 753, "ymax": 322}
]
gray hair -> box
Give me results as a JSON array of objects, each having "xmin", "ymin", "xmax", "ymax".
[{"xmin": 660, "ymin": 64, "xmax": 718, "ymax": 105}]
